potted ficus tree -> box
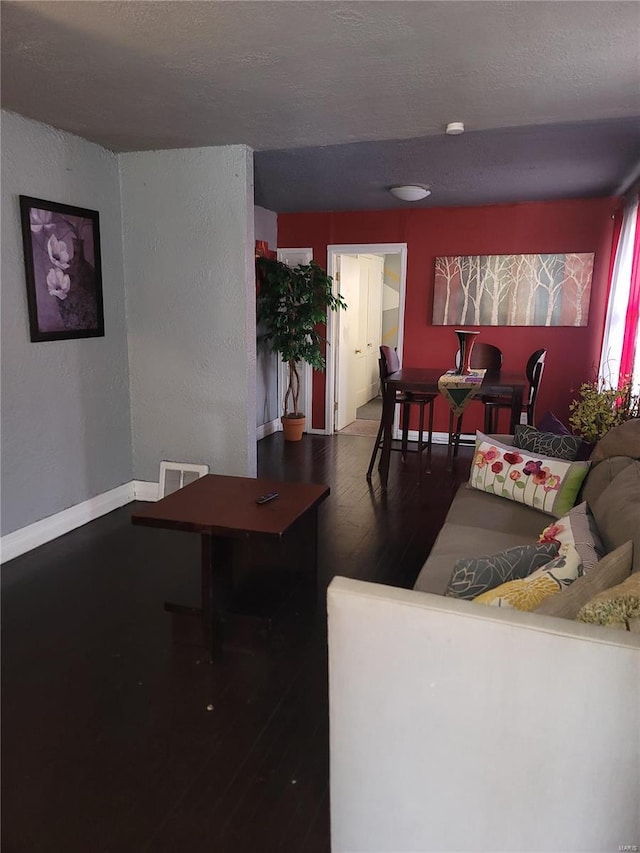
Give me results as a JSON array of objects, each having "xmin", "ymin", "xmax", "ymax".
[{"xmin": 256, "ymin": 257, "xmax": 346, "ymax": 441}]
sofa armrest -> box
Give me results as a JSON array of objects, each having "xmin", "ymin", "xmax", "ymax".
[{"xmin": 328, "ymin": 577, "xmax": 640, "ymax": 853}]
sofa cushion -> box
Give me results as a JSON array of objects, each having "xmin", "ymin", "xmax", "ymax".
[
  {"xmin": 469, "ymin": 431, "xmax": 590, "ymax": 517},
  {"xmin": 591, "ymin": 462, "xmax": 640, "ymax": 573},
  {"xmin": 444, "ymin": 485, "xmax": 554, "ymax": 539},
  {"xmin": 445, "ymin": 542, "xmax": 559, "ymax": 600},
  {"xmin": 534, "ymin": 540, "xmax": 633, "ymax": 619},
  {"xmin": 576, "ymin": 571, "xmax": 640, "ymax": 631},
  {"xmin": 589, "ymin": 419, "xmax": 640, "ymax": 465},
  {"xmin": 580, "ymin": 456, "xmax": 635, "ymax": 508},
  {"xmin": 538, "ymin": 501, "xmax": 605, "ymax": 574},
  {"xmin": 514, "ymin": 424, "xmax": 582, "ymax": 461},
  {"xmin": 473, "ymin": 546, "xmax": 582, "ymax": 610}
]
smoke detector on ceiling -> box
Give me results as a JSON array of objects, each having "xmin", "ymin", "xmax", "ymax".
[
  {"xmin": 389, "ymin": 185, "xmax": 431, "ymax": 202},
  {"xmin": 445, "ymin": 122, "xmax": 465, "ymax": 136}
]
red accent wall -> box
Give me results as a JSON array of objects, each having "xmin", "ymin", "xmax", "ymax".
[{"xmin": 278, "ymin": 198, "xmax": 617, "ymax": 433}]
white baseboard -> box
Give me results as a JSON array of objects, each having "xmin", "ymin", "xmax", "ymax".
[
  {"xmin": 133, "ymin": 481, "xmax": 160, "ymax": 502},
  {"xmin": 404, "ymin": 429, "xmax": 475, "ymax": 445},
  {"xmin": 257, "ymin": 418, "xmax": 281, "ymax": 440},
  {"xmin": 0, "ymin": 479, "xmax": 164, "ymax": 564},
  {"xmin": 1, "ymin": 482, "xmax": 135, "ymax": 565}
]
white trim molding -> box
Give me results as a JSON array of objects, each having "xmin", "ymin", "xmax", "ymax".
[
  {"xmin": 0, "ymin": 480, "xmax": 164, "ymax": 564},
  {"xmin": 405, "ymin": 430, "xmax": 475, "ymax": 445},
  {"xmin": 257, "ymin": 418, "xmax": 281, "ymax": 440},
  {"xmin": 1, "ymin": 482, "xmax": 135, "ymax": 564},
  {"xmin": 132, "ymin": 481, "xmax": 160, "ymax": 502}
]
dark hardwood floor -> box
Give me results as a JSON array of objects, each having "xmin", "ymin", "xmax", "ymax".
[{"xmin": 2, "ymin": 434, "xmax": 472, "ymax": 853}]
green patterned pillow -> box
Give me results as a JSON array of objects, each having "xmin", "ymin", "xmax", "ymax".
[
  {"xmin": 576, "ymin": 572, "xmax": 640, "ymax": 630},
  {"xmin": 514, "ymin": 425, "xmax": 582, "ymax": 461},
  {"xmin": 474, "ymin": 546, "xmax": 582, "ymax": 610},
  {"xmin": 469, "ymin": 431, "xmax": 590, "ymax": 517},
  {"xmin": 446, "ymin": 543, "xmax": 559, "ymax": 600}
]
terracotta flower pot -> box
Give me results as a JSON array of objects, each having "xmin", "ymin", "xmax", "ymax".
[{"xmin": 281, "ymin": 415, "xmax": 306, "ymax": 442}]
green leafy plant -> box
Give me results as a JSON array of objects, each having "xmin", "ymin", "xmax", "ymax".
[
  {"xmin": 256, "ymin": 258, "xmax": 347, "ymax": 418},
  {"xmin": 568, "ymin": 377, "xmax": 639, "ymax": 443}
]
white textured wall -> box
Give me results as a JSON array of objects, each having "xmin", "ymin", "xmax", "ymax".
[
  {"xmin": 121, "ymin": 146, "xmax": 256, "ymax": 481},
  {"xmin": 1, "ymin": 111, "xmax": 132, "ymax": 535},
  {"xmin": 254, "ymin": 205, "xmax": 279, "ymax": 428}
]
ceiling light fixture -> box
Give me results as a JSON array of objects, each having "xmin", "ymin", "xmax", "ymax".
[
  {"xmin": 389, "ymin": 185, "xmax": 431, "ymax": 202},
  {"xmin": 445, "ymin": 121, "xmax": 465, "ymax": 136}
]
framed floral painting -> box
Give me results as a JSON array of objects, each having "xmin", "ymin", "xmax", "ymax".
[{"xmin": 19, "ymin": 196, "xmax": 104, "ymax": 342}]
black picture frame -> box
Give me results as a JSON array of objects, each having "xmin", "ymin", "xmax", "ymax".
[{"xmin": 19, "ymin": 195, "xmax": 105, "ymax": 342}]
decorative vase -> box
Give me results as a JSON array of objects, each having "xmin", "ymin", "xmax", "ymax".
[
  {"xmin": 455, "ymin": 329, "xmax": 480, "ymax": 375},
  {"xmin": 281, "ymin": 415, "xmax": 306, "ymax": 442}
]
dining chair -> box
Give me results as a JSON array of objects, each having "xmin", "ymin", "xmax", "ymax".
[
  {"xmin": 449, "ymin": 343, "xmax": 503, "ymax": 460},
  {"xmin": 454, "ymin": 342, "xmax": 503, "ymax": 373},
  {"xmin": 366, "ymin": 346, "xmax": 436, "ymax": 484},
  {"xmin": 483, "ymin": 349, "xmax": 547, "ymax": 433}
]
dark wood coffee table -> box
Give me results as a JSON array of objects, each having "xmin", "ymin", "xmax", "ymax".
[{"xmin": 131, "ymin": 474, "xmax": 330, "ymax": 659}]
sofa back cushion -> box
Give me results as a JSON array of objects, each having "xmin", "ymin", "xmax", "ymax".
[
  {"xmin": 592, "ymin": 462, "xmax": 640, "ymax": 573},
  {"xmin": 589, "ymin": 419, "xmax": 640, "ymax": 465},
  {"xmin": 534, "ymin": 540, "xmax": 633, "ymax": 619},
  {"xmin": 580, "ymin": 456, "xmax": 635, "ymax": 507}
]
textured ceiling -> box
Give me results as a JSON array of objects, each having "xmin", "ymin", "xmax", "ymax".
[{"xmin": 2, "ymin": 1, "xmax": 640, "ymax": 211}]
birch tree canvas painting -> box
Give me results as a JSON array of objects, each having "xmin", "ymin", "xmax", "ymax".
[{"xmin": 432, "ymin": 253, "xmax": 594, "ymax": 326}]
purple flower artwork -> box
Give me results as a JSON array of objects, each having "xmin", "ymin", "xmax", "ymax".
[{"xmin": 20, "ymin": 196, "xmax": 104, "ymax": 342}]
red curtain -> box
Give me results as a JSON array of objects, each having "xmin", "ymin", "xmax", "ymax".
[{"xmin": 619, "ymin": 210, "xmax": 640, "ymax": 383}]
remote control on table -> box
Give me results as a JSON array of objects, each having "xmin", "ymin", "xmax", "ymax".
[{"xmin": 255, "ymin": 492, "xmax": 278, "ymax": 505}]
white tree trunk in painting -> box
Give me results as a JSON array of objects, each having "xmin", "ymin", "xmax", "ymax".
[
  {"xmin": 458, "ymin": 256, "xmax": 472, "ymax": 324},
  {"xmin": 523, "ymin": 255, "xmax": 539, "ymax": 326},
  {"xmin": 538, "ymin": 255, "xmax": 565, "ymax": 326},
  {"xmin": 563, "ymin": 254, "xmax": 592, "ymax": 327},
  {"xmin": 473, "ymin": 256, "xmax": 482, "ymax": 325},
  {"xmin": 509, "ymin": 254, "xmax": 529, "ymax": 324},
  {"xmin": 435, "ymin": 256, "xmax": 459, "ymax": 324},
  {"xmin": 477, "ymin": 254, "xmax": 512, "ymax": 325}
]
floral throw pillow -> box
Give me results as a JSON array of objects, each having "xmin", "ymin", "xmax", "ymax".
[
  {"xmin": 469, "ymin": 431, "xmax": 590, "ymax": 517},
  {"xmin": 538, "ymin": 501, "xmax": 605, "ymax": 573},
  {"xmin": 473, "ymin": 545, "xmax": 582, "ymax": 610}
]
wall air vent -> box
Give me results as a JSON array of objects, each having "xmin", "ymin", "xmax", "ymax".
[{"xmin": 158, "ymin": 461, "xmax": 209, "ymax": 500}]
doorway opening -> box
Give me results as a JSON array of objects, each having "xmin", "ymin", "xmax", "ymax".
[{"xmin": 326, "ymin": 243, "xmax": 407, "ymax": 436}]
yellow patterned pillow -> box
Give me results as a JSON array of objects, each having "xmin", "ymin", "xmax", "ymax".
[{"xmin": 474, "ymin": 545, "xmax": 581, "ymax": 610}]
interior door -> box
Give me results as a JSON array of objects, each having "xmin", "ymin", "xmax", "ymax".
[
  {"xmin": 353, "ymin": 259, "xmax": 370, "ymax": 409},
  {"xmin": 336, "ymin": 255, "xmax": 361, "ymax": 430},
  {"xmin": 364, "ymin": 255, "xmax": 384, "ymax": 401}
]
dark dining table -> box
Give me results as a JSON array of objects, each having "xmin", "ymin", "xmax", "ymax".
[{"xmin": 378, "ymin": 367, "xmax": 526, "ymax": 490}]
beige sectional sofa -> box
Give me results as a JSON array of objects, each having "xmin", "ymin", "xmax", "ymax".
[
  {"xmin": 414, "ymin": 427, "xmax": 640, "ymax": 595},
  {"xmin": 328, "ymin": 421, "xmax": 640, "ymax": 853}
]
